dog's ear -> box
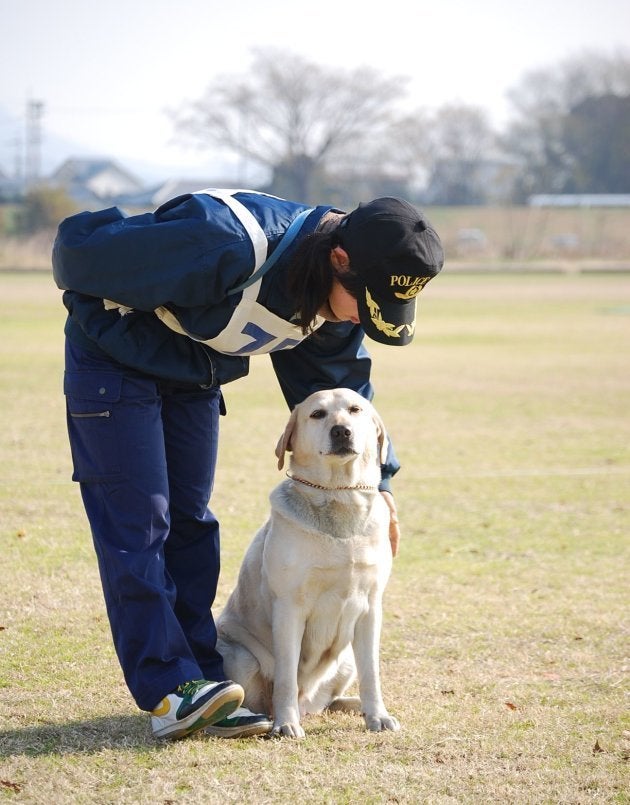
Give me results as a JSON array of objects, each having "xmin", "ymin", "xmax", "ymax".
[
  {"xmin": 372, "ymin": 410, "xmax": 389, "ymax": 465},
  {"xmin": 275, "ymin": 407, "xmax": 299, "ymax": 470}
]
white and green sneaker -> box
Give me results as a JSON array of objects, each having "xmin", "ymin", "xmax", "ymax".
[
  {"xmin": 204, "ymin": 706, "xmax": 273, "ymax": 738},
  {"xmin": 151, "ymin": 679, "xmax": 244, "ymax": 740}
]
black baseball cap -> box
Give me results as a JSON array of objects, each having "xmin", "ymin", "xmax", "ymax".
[{"xmin": 337, "ymin": 197, "xmax": 444, "ymax": 346}]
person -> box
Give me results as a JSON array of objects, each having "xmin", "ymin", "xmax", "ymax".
[{"xmin": 52, "ymin": 189, "xmax": 444, "ymax": 740}]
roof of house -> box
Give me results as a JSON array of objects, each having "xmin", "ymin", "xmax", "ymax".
[
  {"xmin": 48, "ymin": 157, "xmax": 146, "ymax": 206},
  {"xmin": 50, "ymin": 157, "xmax": 142, "ymax": 187}
]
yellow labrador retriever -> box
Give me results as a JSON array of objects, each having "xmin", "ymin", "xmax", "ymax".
[{"xmin": 217, "ymin": 388, "xmax": 400, "ymax": 738}]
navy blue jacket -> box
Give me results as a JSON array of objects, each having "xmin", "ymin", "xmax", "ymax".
[{"xmin": 53, "ymin": 189, "xmax": 400, "ymax": 488}]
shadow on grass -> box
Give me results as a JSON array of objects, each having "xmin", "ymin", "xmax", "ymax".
[
  {"xmin": 0, "ymin": 711, "xmax": 367, "ymax": 757},
  {"xmin": 0, "ymin": 715, "xmax": 169, "ymax": 756}
]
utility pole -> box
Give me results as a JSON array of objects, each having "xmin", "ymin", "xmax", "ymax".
[{"xmin": 24, "ymin": 99, "xmax": 44, "ymax": 187}]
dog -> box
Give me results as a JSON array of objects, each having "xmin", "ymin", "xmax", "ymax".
[{"xmin": 217, "ymin": 387, "xmax": 400, "ymax": 738}]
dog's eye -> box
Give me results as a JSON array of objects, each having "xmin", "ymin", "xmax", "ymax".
[
  {"xmin": 348, "ymin": 405, "xmax": 362, "ymax": 414},
  {"xmin": 310, "ymin": 409, "xmax": 326, "ymax": 419}
]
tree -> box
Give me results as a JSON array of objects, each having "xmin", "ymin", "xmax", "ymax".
[
  {"xmin": 562, "ymin": 94, "xmax": 630, "ymax": 193},
  {"xmin": 173, "ymin": 49, "xmax": 407, "ymax": 203},
  {"xmin": 16, "ymin": 185, "xmax": 78, "ymax": 235},
  {"xmin": 380, "ymin": 109, "xmax": 434, "ymax": 198},
  {"xmin": 501, "ymin": 49, "xmax": 630, "ymax": 199},
  {"xmin": 387, "ymin": 103, "xmax": 498, "ymax": 205},
  {"xmin": 425, "ymin": 104, "xmax": 496, "ymax": 205}
]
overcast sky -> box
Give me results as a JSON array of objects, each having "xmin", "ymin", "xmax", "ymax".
[{"xmin": 1, "ymin": 0, "xmax": 629, "ymax": 183}]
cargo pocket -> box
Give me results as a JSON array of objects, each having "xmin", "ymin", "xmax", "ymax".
[{"xmin": 64, "ymin": 370, "xmax": 124, "ymax": 482}]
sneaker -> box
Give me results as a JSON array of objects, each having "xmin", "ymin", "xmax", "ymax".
[
  {"xmin": 151, "ymin": 679, "xmax": 244, "ymax": 740},
  {"xmin": 204, "ymin": 706, "xmax": 273, "ymax": 738}
]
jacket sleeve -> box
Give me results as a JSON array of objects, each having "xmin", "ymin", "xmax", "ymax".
[
  {"xmin": 270, "ymin": 322, "xmax": 401, "ymax": 491},
  {"xmin": 52, "ymin": 196, "xmax": 254, "ymax": 311}
]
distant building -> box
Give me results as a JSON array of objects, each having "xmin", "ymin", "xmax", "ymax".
[
  {"xmin": 0, "ymin": 156, "xmax": 246, "ymax": 211},
  {"xmin": 148, "ymin": 178, "xmax": 239, "ymax": 207},
  {"xmin": 49, "ymin": 158, "xmax": 145, "ymax": 205},
  {"xmin": 529, "ymin": 194, "xmax": 630, "ymax": 208},
  {"xmin": 118, "ymin": 178, "xmax": 246, "ymax": 211}
]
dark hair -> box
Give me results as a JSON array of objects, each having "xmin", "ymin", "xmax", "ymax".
[{"xmin": 287, "ymin": 229, "xmax": 362, "ymax": 334}]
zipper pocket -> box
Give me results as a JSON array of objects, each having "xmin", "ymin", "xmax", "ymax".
[{"xmin": 70, "ymin": 411, "xmax": 111, "ymax": 419}]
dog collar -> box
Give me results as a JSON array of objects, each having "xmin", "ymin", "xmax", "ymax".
[{"xmin": 286, "ymin": 472, "xmax": 378, "ymax": 492}]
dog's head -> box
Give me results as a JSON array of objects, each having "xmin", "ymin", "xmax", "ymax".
[{"xmin": 275, "ymin": 388, "xmax": 388, "ymax": 474}]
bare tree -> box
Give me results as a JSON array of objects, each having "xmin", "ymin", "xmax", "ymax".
[
  {"xmin": 562, "ymin": 94, "xmax": 630, "ymax": 193},
  {"xmin": 379, "ymin": 109, "xmax": 434, "ymax": 197},
  {"xmin": 427, "ymin": 104, "xmax": 496, "ymax": 204},
  {"xmin": 174, "ymin": 48, "xmax": 407, "ymax": 203},
  {"xmin": 501, "ymin": 48, "xmax": 630, "ymax": 199},
  {"xmin": 389, "ymin": 103, "xmax": 497, "ymax": 204}
]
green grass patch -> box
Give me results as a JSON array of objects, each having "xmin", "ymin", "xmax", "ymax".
[{"xmin": 1, "ymin": 271, "xmax": 628, "ymax": 803}]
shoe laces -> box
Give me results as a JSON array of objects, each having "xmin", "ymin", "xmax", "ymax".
[{"xmin": 176, "ymin": 679, "xmax": 208, "ymax": 697}]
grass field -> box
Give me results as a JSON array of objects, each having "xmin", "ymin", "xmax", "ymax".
[{"xmin": 0, "ymin": 271, "xmax": 628, "ymax": 804}]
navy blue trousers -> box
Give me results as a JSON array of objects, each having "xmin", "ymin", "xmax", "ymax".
[{"xmin": 64, "ymin": 339, "xmax": 226, "ymax": 711}]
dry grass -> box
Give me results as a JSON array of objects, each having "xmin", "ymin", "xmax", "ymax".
[
  {"xmin": 0, "ymin": 272, "xmax": 628, "ymax": 803},
  {"xmin": 2, "ymin": 205, "xmax": 630, "ymax": 271},
  {"xmin": 429, "ymin": 206, "xmax": 630, "ymax": 263}
]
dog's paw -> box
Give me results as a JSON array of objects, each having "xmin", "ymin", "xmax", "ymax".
[
  {"xmin": 363, "ymin": 713, "xmax": 401, "ymax": 732},
  {"xmin": 271, "ymin": 721, "xmax": 306, "ymax": 739}
]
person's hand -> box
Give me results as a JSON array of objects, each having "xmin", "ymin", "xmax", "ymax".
[{"xmin": 379, "ymin": 490, "xmax": 400, "ymax": 558}]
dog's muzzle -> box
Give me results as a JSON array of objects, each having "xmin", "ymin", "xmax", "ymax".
[{"xmin": 329, "ymin": 424, "xmax": 356, "ymax": 455}]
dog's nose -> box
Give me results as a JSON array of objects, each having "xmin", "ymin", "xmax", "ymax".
[{"xmin": 330, "ymin": 424, "xmax": 352, "ymax": 443}]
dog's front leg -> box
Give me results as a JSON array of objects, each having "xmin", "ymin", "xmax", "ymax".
[
  {"xmin": 270, "ymin": 596, "xmax": 306, "ymax": 738},
  {"xmin": 353, "ymin": 600, "xmax": 400, "ymax": 732}
]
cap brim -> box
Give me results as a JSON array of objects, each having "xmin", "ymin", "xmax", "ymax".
[{"xmin": 358, "ymin": 288, "xmax": 416, "ymax": 346}]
